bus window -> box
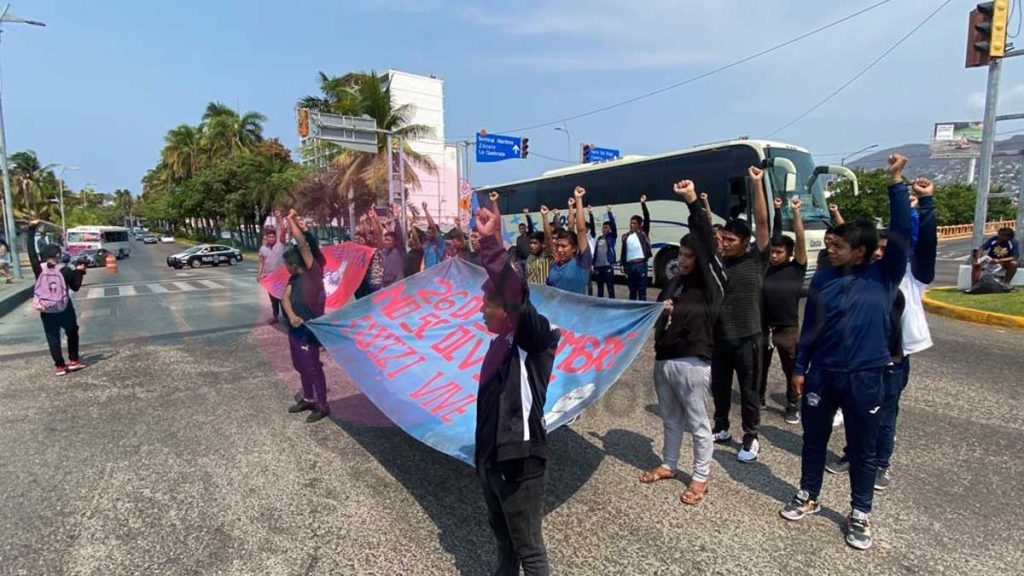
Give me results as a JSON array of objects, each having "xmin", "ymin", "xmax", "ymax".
[{"xmin": 726, "ymin": 177, "xmax": 750, "ymax": 221}]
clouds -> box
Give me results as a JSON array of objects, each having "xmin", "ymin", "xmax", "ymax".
[{"xmin": 969, "ymin": 83, "xmax": 1024, "ymax": 114}]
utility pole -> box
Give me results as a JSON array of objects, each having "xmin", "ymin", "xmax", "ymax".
[{"xmin": 972, "ymin": 58, "xmax": 1002, "ymax": 251}]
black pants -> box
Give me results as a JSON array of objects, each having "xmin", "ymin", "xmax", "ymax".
[
  {"xmin": 479, "ymin": 459, "xmax": 549, "ymax": 576},
  {"xmin": 40, "ymin": 306, "xmax": 79, "ymax": 368},
  {"xmin": 268, "ymin": 293, "xmax": 281, "ymax": 318},
  {"xmin": 593, "ymin": 265, "xmax": 615, "ymax": 298},
  {"xmin": 711, "ymin": 333, "xmax": 762, "ymax": 441},
  {"xmin": 759, "ymin": 325, "xmax": 799, "ymax": 408}
]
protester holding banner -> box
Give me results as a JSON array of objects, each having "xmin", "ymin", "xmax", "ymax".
[
  {"xmin": 640, "ymin": 179, "xmax": 725, "ymax": 506},
  {"xmin": 257, "ymin": 210, "xmax": 286, "ymax": 325},
  {"xmin": 760, "ymin": 197, "xmax": 808, "ymax": 424},
  {"xmin": 710, "ymin": 165, "xmax": 771, "ymax": 463},
  {"xmin": 546, "ymin": 187, "xmax": 593, "ymax": 295},
  {"xmin": 781, "ymin": 154, "xmax": 913, "ymax": 551},
  {"xmin": 281, "ymin": 209, "xmax": 331, "ymax": 423},
  {"xmin": 474, "ymin": 198, "xmax": 558, "ymax": 576}
]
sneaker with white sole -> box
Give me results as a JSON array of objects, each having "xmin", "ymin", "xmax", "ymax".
[
  {"xmin": 874, "ymin": 467, "xmax": 891, "ymax": 491},
  {"xmin": 712, "ymin": 429, "xmax": 732, "ymax": 444},
  {"xmin": 833, "ymin": 410, "xmax": 844, "ymax": 428},
  {"xmin": 826, "ymin": 454, "xmax": 850, "ymax": 474},
  {"xmin": 784, "ymin": 404, "xmax": 800, "ymax": 424},
  {"xmin": 737, "ymin": 437, "xmax": 760, "ymax": 462},
  {"xmin": 844, "ymin": 510, "xmax": 873, "ymax": 550},
  {"xmin": 780, "ymin": 490, "xmax": 821, "ymax": 521}
]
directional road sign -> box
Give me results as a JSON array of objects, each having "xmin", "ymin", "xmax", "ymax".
[
  {"xmin": 476, "ymin": 133, "xmax": 524, "ymax": 163},
  {"xmin": 587, "ymin": 147, "xmax": 620, "ymax": 162}
]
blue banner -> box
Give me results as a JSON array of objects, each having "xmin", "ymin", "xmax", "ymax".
[{"xmin": 307, "ymin": 258, "xmax": 663, "ymax": 464}]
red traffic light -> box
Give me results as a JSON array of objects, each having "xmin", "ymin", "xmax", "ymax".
[{"xmin": 521, "ymin": 137, "xmax": 529, "ymax": 158}]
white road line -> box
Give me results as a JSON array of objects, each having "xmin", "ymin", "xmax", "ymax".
[
  {"xmin": 118, "ymin": 285, "xmax": 137, "ymax": 297},
  {"xmin": 146, "ymin": 283, "xmax": 169, "ymax": 293},
  {"xmin": 196, "ymin": 280, "xmax": 224, "ymax": 289},
  {"xmin": 80, "ymin": 308, "xmax": 112, "ymax": 319},
  {"xmin": 87, "ymin": 288, "xmax": 106, "ymax": 299},
  {"xmin": 173, "ymin": 282, "xmax": 198, "ymax": 292}
]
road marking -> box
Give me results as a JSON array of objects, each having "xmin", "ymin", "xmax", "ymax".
[
  {"xmin": 196, "ymin": 280, "xmax": 224, "ymax": 289},
  {"xmin": 173, "ymin": 282, "xmax": 198, "ymax": 292},
  {"xmin": 146, "ymin": 283, "xmax": 169, "ymax": 293},
  {"xmin": 87, "ymin": 288, "xmax": 106, "ymax": 299},
  {"xmin": 118, "ymin": 285, "xmax": 137, "ymax": 297},
  {"xmin": 80, "ymin": 308, "xmax": 112, "ymax": 319}
]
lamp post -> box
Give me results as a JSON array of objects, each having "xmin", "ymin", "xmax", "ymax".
[
  {"xmin": 56, "ymin": 165, "xmax": 78, "ymax": 234},
  {"xmin": 0, "ymin": 4, "xmax": 45, "ymax": 280},
  {"xmin": 555, "ymin": 123, "xmax": 571, "ymax": 163},
  {"xmin": 840, "ymin": 143, "xmax": 879, "ymax": 166}
]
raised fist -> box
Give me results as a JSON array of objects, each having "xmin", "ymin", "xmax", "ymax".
[
  {"xmin": 567, "ymin": 197, "xmax": 576, "ymax": 208},
  {"xmin": 639, "ymin": 194, "xmax": 647, "ymax": 203},
  {"xmin": 489, "ymin": 191, "xmax": 499, "ymax": 202},
  {"xmin": 888, "ymin": 154, "xmax": 908, "ymax": 175},
  {"xmin": 273, "ymin": 209, "xmax": 282, "ymax": 217},
  {"xmin": 699, "ymin": 192, "xmax": 708, "ymax": 202},
  {"xmin": 421, "ymin": 201, "xmax": 428, "ymax": 210},
  {"xmin": 774, "ymin": 198, "xmax": 783, "ymax": 210},
  {"xmin": 587, "ymin": 205, "xmax": 593, "ymax": 213},
  {"xmin": 790, "ymin": 197, "xmax": 802, "ymax": 211},
  {"xmin": 574, "ymin": 186, "xmax": 586, "ymax": 199},
  {"xmin": 540, "ymin": 205, "xmax": 549, "ymax": 215},
  {"xmin": 747, "ymin": 166, "xmax": 763, "ymax": 180},
  {"xmin": 287, "ymin": 208, "xmax": 299, "ymax": 219},
  {"xmin": 912, "ymin": 177, "xmax": 934, "ymax": 197},
  {"xmin": 672, "ymin": 180, "xmax": 697, "ymax": 203},
  {"xmin": 522, "ymin": 208, "xmax": 529, "ymax": 214},
  {"xmin": 829, "ymin": 203, "xmax": 839, "ymax": 213},
  {"xmin": 910, "ymin": 195, "xmax": 919, "ymax": 209}
]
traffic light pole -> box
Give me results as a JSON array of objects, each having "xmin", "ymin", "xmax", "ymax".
[{"xmin": 972, "ymin": 57, "xmax": 1002, "ymax": 251}]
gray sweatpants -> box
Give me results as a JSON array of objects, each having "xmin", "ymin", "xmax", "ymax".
[{"xmin": 653, "ymin": 357, "xmax": 713, "ymax": 482}]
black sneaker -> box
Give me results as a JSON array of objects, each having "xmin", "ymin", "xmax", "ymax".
[
  {"xmin": 306, "ymin": 409, "xmax": 329, "ymax": 423},
  {"xmin": 874, "ymin": 467, "xmax": 891, "ymax": 491},
  {"xmin": 784, "ymin": 404, "xmax": 800, "ymax": 425},
  {"xmin": 759, "ymin": 399, "xmax": 768, "ymax": 410},
  {"xmin": 288, "ymin": 399, "xmax": 314, "ymax": 413},
  {"xmin": 779, "ymin": 490, "xmax": 821, "ymax": 521},
  {"xmin": 844, "ymin": 511, "xmax": 873, "ymax": 550},
  {"xmin": 826, "ymin": 455, "xmax": 850, "ymax": 475}
]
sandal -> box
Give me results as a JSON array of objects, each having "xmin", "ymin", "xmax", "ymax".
[
  {"xmin": 680, "ymin": 480, "xmax": 708, "ymax": 506},
  {"xmin": 638, "ymin": 466, "xmax": 677, "ymax": 484}
]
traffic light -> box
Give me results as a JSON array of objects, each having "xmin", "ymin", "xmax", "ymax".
[
  {"xmin": 967, "ymin": 1, "xmax": 1010, "ymax": 68},
  {"xmin": 581, "ymin": 143, "xmax": 593, "ymax": 163},
  {"xmin": 297, "ymin": 108, "xmax": 310, "ymax": 138},
  {"xmin": 521, "ymin": 137, "xmax": 529, "ymax": 158}
]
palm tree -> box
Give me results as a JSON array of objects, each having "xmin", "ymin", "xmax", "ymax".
[
  {"xmin": 162, "ymin": 124, "xmax": 203, "ymax": 182},
  {"xmin": 9, "ymin": 150, "xmax": 59, "ymax": 221},
  {"xmin": 201, "ymin": 102, "xmax": 266, "ymax": 159},
  {"xmin": 298, "ymin": 71, "xmax": 363, "ymax": 115}
]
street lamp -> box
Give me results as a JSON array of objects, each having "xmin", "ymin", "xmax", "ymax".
[
  {"xmin": 0, "ymin": 4, "xmax": 45, "ymax": 280},
  {"xmin": 56, "ymin": 165, "xmax": 78, "ymax": 234},
  {"xmin": 841, "ymin": 143, "xmax": 879, "ymax": 166},
  {"xmin": 554, "ymin": 123, "xmax": 571, "ymax": 164}
]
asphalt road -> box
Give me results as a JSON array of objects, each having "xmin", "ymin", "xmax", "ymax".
[{"xmin": 0, "ymin": 239, "xmax": 1021, "ymax": 575}]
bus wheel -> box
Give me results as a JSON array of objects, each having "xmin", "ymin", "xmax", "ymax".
[{"xmin": 654, "ymin": 247, "xmax": 679, "ymax": 288}]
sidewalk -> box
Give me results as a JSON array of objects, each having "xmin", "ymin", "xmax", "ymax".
[{"xmin": 0, "ymin": 276, "xmax": 32, "ymax": 319}]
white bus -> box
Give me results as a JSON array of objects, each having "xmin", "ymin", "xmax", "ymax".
[
  {"xmin": 65, "ymin": 226, "xmax": 133, "ymax": 260},
  {"xmin": 478, "ymin": 139, "xmax": 860, "ymax": 286}
]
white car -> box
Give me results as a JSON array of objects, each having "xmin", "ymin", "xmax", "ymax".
[{"xmin": 159, "ymin": 235, "xmax": 175, "ymax": 244}]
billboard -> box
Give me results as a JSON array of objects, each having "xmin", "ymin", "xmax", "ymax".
[{"xmin": 930, "ymin": 122, "xmax": 983, "ymax": 159}]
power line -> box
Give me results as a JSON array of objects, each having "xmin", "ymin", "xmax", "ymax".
[
  {"xmin": 450, "ymin": 0, "xmax": 895, "ymax": 140},
  {"xmin": 768, "ymin": 0, "xmax": 954, "ymax": 137}
]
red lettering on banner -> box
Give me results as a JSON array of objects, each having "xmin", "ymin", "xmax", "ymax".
[
  {"xmin": 399, "ymin": 312, "xmax": 451, "ymax": 340},
  {"xmin": 431, "ymin": 326, "xmax": 477, "ymax": 362},
  {"xmin": 449, "ymin": 294, "xmax": 483, "ymax": 320},
  {"xmin": 409, "ymin": 371, "xmax": 476, "ymax": 423},
  {"xmin": 457, "ymin": 337, "xmax": 487, "ymax": 371},
  {"xmin": 433, "ymin": 289, "xmax": 469, "ymax": 313},
  {"xmin": 556, "ymin": 329, "xmax": 601, "ymax": 374},
  {"xmin": 416, "ymin": 278, "xmax": 453, "ymax": 306},
  {"xmin": 368, "ymin": 285, "xmax": 423, "ymax": 321},
  {"xmin": 591, "ymin": 336, "xmax": 626, "ymax": 371}
]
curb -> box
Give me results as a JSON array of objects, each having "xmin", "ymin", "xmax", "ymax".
[
  {"xmin": 922, "ymin": 288, "xmax": 1024, "ymax": 330},
  {"xmin": 0, "ymin": 283, "xmax": 33, "ymax": 319}
]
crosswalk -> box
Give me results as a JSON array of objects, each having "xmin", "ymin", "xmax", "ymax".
[{"xmin": 79, "ymin": 277, "xmax": 253, "ymax": 300}]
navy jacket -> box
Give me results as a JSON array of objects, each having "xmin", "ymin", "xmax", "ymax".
[{"xmin": 795, "ymin": 181, "xmax": 912, "ymax": 375}]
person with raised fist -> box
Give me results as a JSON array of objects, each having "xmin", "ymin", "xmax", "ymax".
[{"xmin": 546, "ymin": 187, "xmax": 593, "ymax": 294}]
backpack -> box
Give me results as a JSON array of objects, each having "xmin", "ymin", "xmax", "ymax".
[{"xmin": 33, "ymin": 264, "xmax": 70, "ymax": 313}]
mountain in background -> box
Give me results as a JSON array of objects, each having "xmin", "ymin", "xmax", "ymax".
[{"xmin": 846, "ymin": 135, "xmax": 1024, "ymax": 190}]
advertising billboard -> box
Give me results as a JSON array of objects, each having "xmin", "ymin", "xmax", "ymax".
[{"xmin": 930, "ymin": 122, "xmax": 983, "ymax": 158}]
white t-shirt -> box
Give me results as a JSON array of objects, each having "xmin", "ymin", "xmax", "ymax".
[
  {"xmin": 625, "ymin": 233, "xmax": 644, "ymax": 261},
  {"xmin": 259, "ymin": 242, "xmax": 285, "ymax": 278},
  {"xmin": 899, "ymin": 269, "xmax": 933, "ymax": 355}
]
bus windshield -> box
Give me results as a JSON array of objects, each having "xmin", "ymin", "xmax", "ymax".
[
  {"xmin": 66, "ymin": 231, "xmax": 102, "ymax": 243},
  {"xmin": 763, "ymin": 147, "xmax": 830, "ymax": 230}
]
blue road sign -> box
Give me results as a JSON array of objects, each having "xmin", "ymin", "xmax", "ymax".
[
  {"xmin": 476, "ymin": 133, "xmax": 523, "ymax": 163},
  {"xmin": 588, "ymin": 147, "xmax": 620, "ymax": 162}
]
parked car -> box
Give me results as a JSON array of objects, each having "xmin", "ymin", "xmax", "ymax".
[
  {"xmin": 74, "ymin": 248, "xmax": 114, "ymax": 268},
  {"xmin": 142, "ymin": 235, "xmax": 158, "ymax": 244},
  {"xmin": 166, "ymin": 244, "xmax": 243, "ymax": 269},
  {"xmin": 159, "ymin": 235, "xmax": 175, "ymax": 244}
]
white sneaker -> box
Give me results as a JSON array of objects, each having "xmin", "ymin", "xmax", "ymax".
[
  {"xmin": 712, "ymin": 429, "xmax": 732, "ymax": 443},
  {"xmin": 738, "ymin": 438, "xmax": 760, "ymax": 462},
  {"xmin": 833, "ymin": 410, "xmax": 844, "ymax": 428}
]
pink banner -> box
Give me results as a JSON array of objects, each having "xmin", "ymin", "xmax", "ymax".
[{"xmin": 261, "ymin": 242, "xmax": 374, "ymax": 310}]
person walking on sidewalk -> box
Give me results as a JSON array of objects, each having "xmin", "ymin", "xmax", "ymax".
[
  {"xmin": 780, "ymin": 154, "xmax": 913, "ymax": 551},
  {"xmin": 710, "ymin": 165, "xmax": 770, "ymax": 462},
  {"xmin": 639, "ymin": 179, "xmax": 726, "ymax": 507},
  {"xmin": 474, "ymin": 199, "xmax": 559, "ymax": 576},
  {"xmin": 27, "ymin": 220, "xmax": 87, "ymax": 376},
  {"xmin": 619, "ymin": 195, "xmax": 652, "ymax": 300},
  {"xmin": 257, "ymin": 210, "xmax": 286, "ymax": 325},
  {"xmin": 760, "ymin": 196, "xmax": 808, "ymax": 424}
]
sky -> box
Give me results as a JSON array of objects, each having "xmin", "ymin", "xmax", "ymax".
[{"xmin": 3, "ymin": 0, "xmax": 1023, "ymax": 195}]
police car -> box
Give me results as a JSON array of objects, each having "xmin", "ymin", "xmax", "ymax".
[{"xmin": 166, "ymin": 244, "xmax": 243, "ymax": 269}]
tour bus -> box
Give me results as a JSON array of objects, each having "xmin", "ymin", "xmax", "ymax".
[
  {"xmin": 65, "ymin": 225, "xmax": 133, "ymax": 259},
  {"xmin": 477, "ymin": 139, "xmax": 860, "ymax": 286}
]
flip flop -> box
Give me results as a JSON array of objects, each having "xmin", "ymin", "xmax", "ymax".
[
  {"xmin": 680, "ymin": 481, "xmax": 708, "ymax": 506},
  {"xmin": 638, "ymin": 467, "xmax": 677, "ymax": 484}
]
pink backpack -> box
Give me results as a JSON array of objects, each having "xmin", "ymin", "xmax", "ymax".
[{"xmin": 33, "ymin": 264, "xmax": 70, "ymax": 313}]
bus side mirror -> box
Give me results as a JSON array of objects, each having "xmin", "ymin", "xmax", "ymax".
[
  {"xmin": 811, "ymin": 165, "xmax": 860, "ymax": 196},
  {"xmin": 771, "ymin": 158, "xmax": 799, "ymax": 194}
]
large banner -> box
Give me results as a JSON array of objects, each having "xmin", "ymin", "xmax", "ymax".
[
  {"xmin": 307, "ymin": 258, "xmax": 663, "ymax": 464},
  {"xmin": 261, "ymin": 242, "xmax": 374, "ymax": 310}
]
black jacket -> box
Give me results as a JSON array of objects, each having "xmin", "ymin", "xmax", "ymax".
[
  {"xmin": 654, "ymin": 200, "xmax": 725, "ymax": 362},
  {"xmin": 27, "ymin": 227, "xmax": 85, "ymax": 292},
  {"xmin": 620, "ymin": 201, "xmax": 653, "ymax": 264},
  {"xmin": 475, "ymin": 234, "xmax": 560, "ymax": 470}
]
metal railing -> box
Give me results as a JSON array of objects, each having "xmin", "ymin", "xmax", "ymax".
[{"xmin": 937, "ymin": 219, "xmax": 1015, "ymax": 240}]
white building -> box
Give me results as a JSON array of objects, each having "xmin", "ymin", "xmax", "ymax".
[{"xmin": 381, "ymin": 70, "xmax": 459, "ymax": 226}]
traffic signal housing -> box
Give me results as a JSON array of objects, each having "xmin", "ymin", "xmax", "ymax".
[
  {"xmin": 581, "ymin": 143, "xmax": 593, "ymax": 163},
  {"xmin": 967, "ymin": 1, "xmax": 1010, "ymax": 68},
  {"xmin": 521, "ymin": 137, "xmax": 529, "ymax": 158},
  {"xmin": 297, "ymin": 108, "xmax": 310, "ymax": 138}
]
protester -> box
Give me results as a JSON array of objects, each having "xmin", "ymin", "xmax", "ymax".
[
  {"xmin": 372, "ymin": 204, "xmax": 407, "ymax": 288},
  {"xmin": 780, "ymin": 154, "xmax": 913, "ymax": 551},
  {"xmin": 546, "ymin": 187, "xmax": 593, "ymax": 294},
  {"xmin": 257, "ymin": 210, "xmax": 286, "ymax": 325},
  {"xmin": 760, "ymin": 197, "xmax": 808, "ymax": 425},
  {"xmin": 710, "ymin": 165, "xmax": 771, "ymax": 462},
  {"xmin": 827, "ymin": 178, "xmax": 936, "ymax": 491},
  {"xmin": 977, "ymin": 227, "xmax": 1019, "ymax": 285},
  {"xmin": 515, "ymin": 208, "xmax": 535, "ymax": 271},
  {"xmin": 619, "ymin": 195, "xmax": 652, "ymax": 300},
  {"xmin": 27, "ymin": 220, "xmax": 87, "ymax": 376},
  {"xmin": 526, "ymin": 206, "xmax": 555, "ymax": 285},
  {"xmin": 405, "ymin": 226, "xmax": 425, "ymax": 278},
  {"xmin": 0, "ymin": 238, "xmax": 13, "ymax": 284},
  {"xmin": 281, "ymin": 209, "xmax": 330, "ymax": 423},
  {"xmin": 474, "ymin": 199, "xmax": 559, "ymax": 576},
  {"xmin": 421, "ymin": 202, "xmax": 446, "ymax": 269},
  {"xmin": 639, "ymin": 179, "xmax": 726, "ymax": 506},
  {"xmin": 592, "ymin": 205, "xmax": 617, "ymax": 298},
  {"xmin": 816, "ymin": 203, "xmax": 844, "ymax": 271}
]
